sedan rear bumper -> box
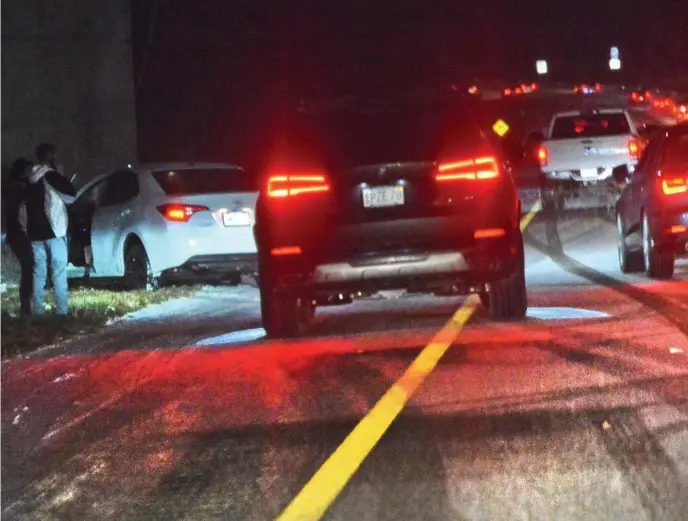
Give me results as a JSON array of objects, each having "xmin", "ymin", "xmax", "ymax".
[{"xmin": 161, "ymin": 253, "xmax": 258, "ymax": 282}]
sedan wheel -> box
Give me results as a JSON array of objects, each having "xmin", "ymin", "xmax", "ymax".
[{"xmin": 124, "ymin": 243, "xmax": 158, "ymax": 290}]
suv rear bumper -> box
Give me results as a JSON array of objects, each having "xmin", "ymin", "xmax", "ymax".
[{"xmin": 266, "ymin": 240, "xmax": 521, "ymax": 298}]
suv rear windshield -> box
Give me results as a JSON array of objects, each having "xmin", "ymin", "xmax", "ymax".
[
  {"xmin": 551, "ymin": 113, "xmax": 631, "ymax": 139},
  {"xmin": 152, "ymin": 168, "xmax": 256, "ymax": 195},
  {"xmin": 662, "ymin": 133, "xmax": 688, "ymax": 167}
]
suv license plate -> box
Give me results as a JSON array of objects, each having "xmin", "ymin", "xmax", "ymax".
[{"xmin": 362, "ymin": 186, "xmax": 405, "ymax": 208}]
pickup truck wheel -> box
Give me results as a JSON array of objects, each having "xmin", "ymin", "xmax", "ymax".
[
  {"xmin": 542, "ymin": 192, "xmax": 563, "ymax": 214},
  {"xmin": 260, "ymin": 280, "xmax": 315, "ymax": 338},
  {"xmin": 642, "ymin": 213, "xmax": 674, "ymax": 279},
  {"xmin": 479, "ymin": 291, "xmax": 490, "ymax": 308},
  {"xmin": 617, "ymin": 214, "xmax": 643, "ymax": 273},
  {"xmin": 489, "ymin": 237, "xmax": 527, "ymax": 320}
]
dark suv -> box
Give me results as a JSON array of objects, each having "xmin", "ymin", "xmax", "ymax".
[
  {"xmin": 254, "ymin": 90, "xmax": 526, "ymax": 337},
  {"xmin": 615, "ymin": 122, "xmax": 688, "ymax": 279}
]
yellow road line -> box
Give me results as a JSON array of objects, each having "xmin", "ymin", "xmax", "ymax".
[
  {"xmin": 276, "ymin": 205, "xmax": 540, "ymax": 521},
  {"xmin": 520, "ymin": 199, "xmax": 542, "ymax": 231},
  {"xmin": 276, "ymin": 299, "xmax": 478, "ymax": 521}
]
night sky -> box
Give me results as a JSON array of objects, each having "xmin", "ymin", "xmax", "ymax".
[{"xmin": 130, "ymin": 0, "xmax": 688, "ymax": 163}]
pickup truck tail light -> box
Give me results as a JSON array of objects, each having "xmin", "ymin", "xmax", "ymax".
[
  {"xmin": 661, "ymin": 177, "xmax": 688, "ymax": 196},
  {"xmin": 537, "ymin": 145, "xmax": 548, "ymax": 167},
  {"xmin": 267, "ymin": 173, "xmax": 330, "ymax": 198},
  {"xmin": 435, "ymin": 156, "xmax": 499, "ymax": 182},
  {"xmin": 628, "ymin": 138, "xmax": 640, "ymax": 160},
  {"xmin": 157, "ymin": 204, "xmax": 208, "ymax": 222}
]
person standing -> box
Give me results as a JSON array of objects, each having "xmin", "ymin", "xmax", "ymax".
[
  {"xmin": 18, "ymin": 144, "xmax": 76, "ymax": 316},
  {"xmin": 3, "ymin": 158, "xmax": 34, "ymax": 316}
]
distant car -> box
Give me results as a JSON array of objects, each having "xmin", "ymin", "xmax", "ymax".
[
  {"xmin": 502, "ymin": 82, "xmax": 537, "ymax": 97},
  {"xmin": 615, "ymin": 123, "xmax": 688, "ymax": 279},
  {"xmin": 574, "ymin": 83, "xmax": 602, "ymax": 95},
  {"xmin": 674, "ymin": 95, "xmax": 688, "ymax": 123},
  {"xmin": 67, "ymin": 162, "xmax": 258, "ymax": 288},
  {"xmin": 254, "ymin": 89, "xmax": 527, "ymax": 337},
  {"xmin": 629, "ymin": 88, "xmax": 654, "ymax": 105}
]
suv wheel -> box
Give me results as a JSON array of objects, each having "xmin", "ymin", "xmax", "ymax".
[
  {"xmin": 617, "ymin": 214, "xmax": 643, "ymax": 273},
  {"xmin": 642, "ymin": 212, "xmax": 674, "ymax": 279},
  {"xmin": 260, "ymin": 282, "xmax": 315, "ymax": 338},
  {"xmin": 489, "ymin": 236, "xmax": 527, "ymax": 320}
]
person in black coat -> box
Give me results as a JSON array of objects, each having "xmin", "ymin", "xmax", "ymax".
[{"xmin": 3, "ymin": 158, "xmax": 34, "ymax": 316}]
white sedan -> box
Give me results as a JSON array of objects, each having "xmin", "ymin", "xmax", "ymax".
[{"xmin": 67, "ymin": 162, "xmax": 258, "ymax": 288}]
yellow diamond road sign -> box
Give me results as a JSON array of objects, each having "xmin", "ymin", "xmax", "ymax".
[{"xmin": 492, "ymin": 119, "xmax": 510, "ymax": 137}]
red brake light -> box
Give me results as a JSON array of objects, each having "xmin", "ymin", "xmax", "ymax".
[
  {"xmin": 537, "ymin": 145, "xmax": 548, "ymax": 167},
  {"xmin": 267, "ymin": 174, "xmax": 330, "ymax": 198},
  {"xmin": 504, "ymin": 88, "xmax": 512, "ymax": 96},
  {"xmin": 436, "ymin": 156, "xmax": 499, "ymax": 182},
  {"xmin": 157, "ymin": 204, "xmax": 208, "ymax": 222},
  {"xmin": 661, "ymin": 177, "xmax": 688, "ymax": 196},
  {"xmin": 631, "ymin": 92, "xmax": 639, "ymax": 101},
  {"xmin": 628, "ymin": 138, "xmax": 640, "ymax": 160},
  {"xmin": 271, "ymin": 246, "xmax": 302, "ymax": 256},
  {"xmin": 474, "ymin": 228, "xmax": 506, "ymax": 239}
]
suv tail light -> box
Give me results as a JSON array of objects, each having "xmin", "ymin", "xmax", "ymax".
[
  {"xmin": 628, "ymin": 138, "xmax": 640, "ymax": 160},
  {"xmin": 537, "ymin": 145, "xmax": 548, "ymax": 167},
  {"xmin": 661, "ymin": 177, "xmax": 688, "ymax": 196},
  {"xmin": 267, "ymin": 174, "xmax": 330, "ymax": 198},
  {"xmin": 157, "ymin": 204, "xmax": 208, "ymax": 222},
  {"xmin": 435, "ymin": 156, "xmax": 499, "ymax": 182}
]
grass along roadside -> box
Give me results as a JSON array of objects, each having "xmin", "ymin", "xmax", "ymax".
[{"xmin": 1, "ymin": 286, "xmax": 199, "ymax": 358}]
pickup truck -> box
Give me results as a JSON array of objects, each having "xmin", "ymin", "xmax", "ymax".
[{"xmin": 538, "ymin": 109, "xmax": 641, "ymax": 210}]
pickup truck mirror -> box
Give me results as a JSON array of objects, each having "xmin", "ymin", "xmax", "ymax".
[{"xmin": 612, "ymin": 164, "xmax": 630, "ymax": 185}]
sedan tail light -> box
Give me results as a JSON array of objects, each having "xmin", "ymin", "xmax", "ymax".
[
  {"xmin": 435, "ymin": 156, "xmax": 499, "ymax": 182},
  {"xmin": 267, "ymin": 173, "xmax": 330, "ymax": 198},
  {"xmin": 661, "ymin": 177, "xmax": 688, "ymax": 196},
  {"xmin": 157, "ymin": 204, "xmax": 208, "ymax": 222},
  {"xmin": 628, "ymin": 138, "xmax": 640, "ymax": 160}
]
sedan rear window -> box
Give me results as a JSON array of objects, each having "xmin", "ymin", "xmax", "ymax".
[
  {"xmin": 551, "ymin": 113, "xmax": 631, "ymax": 139},
  {"xmin": 152, "ymin": 168, "xmax": 256, "ymax": 195}
]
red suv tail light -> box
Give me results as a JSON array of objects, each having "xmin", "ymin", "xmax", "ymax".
[
  {"xmin": 661, "ymin": 177, "xmax": 688, "ymax": 196},
  {"xmin": 537, "ymin": 145, "xmax": 548, "ymax": 167},
  {"xmin": 628, "ymin": 138, "xmax": 640, "ymax": 160},
  {"xmin": 435, "ymin": 156, "xmax": 499, "ymax": 182},
  {"xmin": 157, "ymin": 204, "xmax": 208, "ymax": 222},
  {"xmin": 266, "ymin": 173, "xmax": 330, "ymax": 198}
]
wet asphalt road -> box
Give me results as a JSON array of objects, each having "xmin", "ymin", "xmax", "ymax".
[{"xmin": 2, "ymin": 210, "xmax": 688, "ymax": 521}]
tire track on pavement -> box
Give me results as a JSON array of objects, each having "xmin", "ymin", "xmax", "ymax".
[
  {"xmin": 525, "ymin": 212, "xmax": 688, "ymax": 521},
  {"xmin": 523, "ymin": 215, "xmax": 688, "ymax": 336}
]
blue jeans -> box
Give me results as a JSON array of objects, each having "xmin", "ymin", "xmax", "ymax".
[{"xmin": 31, "ymin": 236, "xmax": 69, "ymax": 316}]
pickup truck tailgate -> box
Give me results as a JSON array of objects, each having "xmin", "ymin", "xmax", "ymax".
[{"xmin": 543, "ymin": 135, "xmax": 634, "ymax": 172}]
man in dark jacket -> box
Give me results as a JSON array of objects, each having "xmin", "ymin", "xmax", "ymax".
[
  {"xmin": 18, "ymin": 144, "xmax": 76, "ymax": 316},
  {"xmin": 4, "ymin": 158, "xmax": 34, "ymax": 316}
]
